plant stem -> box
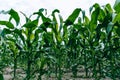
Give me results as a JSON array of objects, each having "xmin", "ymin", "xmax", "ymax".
[
  {"xmin": 84, "ymin": 51, "xmax": 88, "ymax": 77},
  {"xmin": 13, "ymin": 57, "xmax": 17, "ymax": 79},
  {"xmin": 26, "ymin": 58, "xmax": 31, "ymax": 80}
]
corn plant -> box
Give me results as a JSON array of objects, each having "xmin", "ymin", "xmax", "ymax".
[{"xmin": 0, "ymin": 0, "xmax": 120, "ymax": 80}]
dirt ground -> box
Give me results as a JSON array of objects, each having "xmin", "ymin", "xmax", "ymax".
[{"xmin": 2, "ymin": 67, "xmax": 113, "ymax": 80}]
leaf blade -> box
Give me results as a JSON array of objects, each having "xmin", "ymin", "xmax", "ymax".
[
  {"xmin": 65, "ymin": 8, "xmax": 81, "ymax": 26},
  {"xmin": 0, "ymin": 21, "xmax": 14, "ymax": 29},
  {"xmin": 9, "ymin": 9, "xmax": 20, "ymax": 26}
]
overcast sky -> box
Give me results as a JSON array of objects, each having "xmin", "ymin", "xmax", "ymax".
[{"xmin": 0, "ymin": 0, "xmax": 115, "ymax": 18}]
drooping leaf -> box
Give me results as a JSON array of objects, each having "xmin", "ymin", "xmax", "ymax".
[
  {"xmin": 65, "ymin": 8, "xmax": 81, "ymax": 26},
  {"xmin": 0, "ymin": 21, "xmax": 14, "ymax": 29},
  {"xmin": 93, "ymin": 3, "xmax": 100, "ymax": 9},
  {"xmin": 23, "ymin": 19, "xmax": 38, "ymax": 29},
  {"xmin": 1, "ymin": 28, "xmax": 11, "ymax": 38},
  {"xmin": 52, "ymin": 9, "xmax": 60, "ymax": 24},
  {"xmin": 105, "ymin": 4, "xmax": 113, "ymax": 13},
  {"xmin": 34, "ymin": 8, "xmax": 51, "ymax": 24},
  {"xmin": 52, "ymin": 9, "xmax": 60, "ymax": 34},
  {"xmin": 89, "ymin": 7, "xmax": 100, "ymax": 32},
  {"xmin": 20, "ymin": 11, "xmax": 31, "ymax": 23},
  {"xmin": 89, "ymin": 6, "xmax": 93, "ymax": 14},
  {"xmin": 1, "ymin": 28, "xmax": 12, "ymax": 34},
  {"xmin": 34, "ymin": 9, "xmax": 51, "ymax": 32},
  {"xmin": 0, "ymin": 10, "xmax": 9, "ymax": 14},
  {"xmin": 52, "ymin": 9, "xmax": 60, "ymax": 15},
  {"xmin": 82, "ymin": 10, "xmax": 85, "ymax": 21},
  {"xmin": 113, "ymin": 13, "xmax": 120, "ymax": 23},
  {"xmin": 59, "ymin": 15, "xmax": 63, "ymax": 33},
  {"xmin": 114, "ymin": 0, "xmax": 120, "ymax": 13},
  {"xmin": 90, "ymin": 8, "xmax": 100, "ymax": 25},
  {"xmin": 39, "ymin": 8, "xmax": 45, "ymax": 13},
  {"xmin": 63, "ymin": 8, "xmax": 81, "ymax": 44},
  {"xmin": 8, "ymin": 9, "xmax": 20, "ymax": 26},
  {"xmin": 89, "ymin": 3, "xmax": 100, "ymax": 14}
]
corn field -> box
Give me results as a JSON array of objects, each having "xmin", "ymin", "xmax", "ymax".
[{"xmin": 0, "ymin": 1, "xmax": 120, "ymax": 80}]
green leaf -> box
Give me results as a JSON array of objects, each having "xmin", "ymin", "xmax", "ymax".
[
  {"xmin": 82, "ymin": 10, "xmax": 85, "ymax": 21},
  {"xmin": 116, "ymin": 26, "xmax": 120, "ymax": 36},
  {"xmin": 8, "ymin": 9, "xmax": 20, "ymax": 26},
  {"xmin": 93, "ymin": 3, "xmax": 100, "ymax": 9},
  {"xmin": 33, "ymin": 29, "xmax": 43, "ymax": 43},
  {"xmin": 20, "ymin": 11, "xmax": 31, "ymax": 23},
  {"xmin": 63, "ymin": 8, "xmax": 81, "ymax": 44},
  {"xmin": 23, "ymin": 19, "xmax": 38, "ymax": 29},
  {"xmin": 83, "ymin": 16, "xmax": 90, "ymax": 26},
  {"xmin": 34, "ymin": 9, "xmax": 51, "ymax": 31},
  {"xmin": 114, "ymin": 0, "xmax": 120, "ymax": 13},
  {"xmin": 107, "ymin": 22, "xmax": 113, "ymax": 33},
  {"xmin": 30, "ymin": 33, "xmax": 34, "ymax": 41},
  {"xmin": 59, "ymin": 15, "xmax": 63, "ymax": 33},
  {"xmin": 90, "ymin": 8, "xmax": 99, "ymax": 25},
  {"xmin": 89, "ymin": 6, "xmax": 93, "ymax": 14},
  {"xmin": 1, "ymin": 28, "xmax": 12, "ymax": 38},
  {"xmin": 113, "ymin": 38, "xmax": 119, "ymax": 47},
  {"xmin": 0, "ymin": 21, "xmax": 14, "ymax": 29},
  {"xmin": 78, "ymin": 17, "xmax": 82, "ymax": 24},
  {"xmin": 13, "ymin": 29, "xmax": 26, "ymax": 45},
  {"xmin": 106, "ymin": 22, "xmax": 113, "ymax": 39},
  {"xmin": 0, "ymin": 73, "xmax": 4, "ymax": 80},
  {"xmin": 52, "ymin": 9, "xmax": 60, "ymax": 24},
  {"xmin": 52, "ymin": 9, "xmax": 60, "ymax": 33},
  {"xmin": 105, "ymin": 4, "xmax": 113, "ymax": 13},
  {"xmin": 102, "ymin": 13, "xmax": 112, "ymax": 28},
  {"xmin": 89, "ymin": 3, "xmax": 100, "ymax": 14},
  {"xmin": 113, "ymin": 13, "xmax": 120, "ymax": 23},
  {"xmin": 95, "ymin": 24, "xmax": 102, "ymax": 41},
  {"xmin": 90, "ymin": 3, "xmax": 100, "ymax": 25},
  {"xmin": 34, "ymin": 8, "xmax": 51, "ymax": 23},
  {"xmin": 52, "ymin": 9, "xmax": 60, "ymax": 15},
  {"xmin": 1, "ymin": 28, "xmax": 11, "ymax": 35},
  {"xmin": 98, "ymin": 9, "xmax": 105, "ymax": 22},
  {"xmin": 65, "ymin": 8, "xmax": 81, "ymax": 26},
  {"xmin": 89, "ymin": 7, "xmax": 100, "ymax": 31}
]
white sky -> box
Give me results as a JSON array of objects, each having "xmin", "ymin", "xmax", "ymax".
[{"xmin": 0, "ymin": 0, "xmax": 115, "ymax": 18}]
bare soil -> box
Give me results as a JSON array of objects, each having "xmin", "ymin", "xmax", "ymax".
[{"xmin": 2, "ymin": 67, "xmax": 112, "ymax": 80}]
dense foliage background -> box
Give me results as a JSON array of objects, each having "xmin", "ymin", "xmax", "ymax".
[{"xmin": 0, "ymin": 0, "xmax": 120, "ymax": 80}]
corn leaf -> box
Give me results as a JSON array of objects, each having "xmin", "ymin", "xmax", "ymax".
[
  {"xmin": 9, "ymin": 9, "xmax": 20, "ymax": 26},
  {"xmin": 114, "ymin": 0, "xmax": 120, "ymax": 13},
  {"xmin": 65, "ymin": 8, "xmax": 81, "ymax": 26},
  {"xmin": 0, "ymin": 21, "xmax": 14, "ymax": 29},
  {"xmin": 0, "ymin": 73, "xmax": 4, "ymax": 80}
]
